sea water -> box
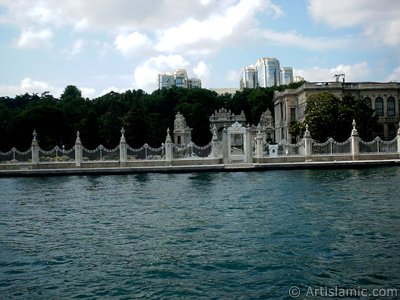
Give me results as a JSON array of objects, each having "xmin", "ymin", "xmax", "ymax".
[{"xmin": 0, "ymin": 167, "xmax": 399, "ymax": 299}]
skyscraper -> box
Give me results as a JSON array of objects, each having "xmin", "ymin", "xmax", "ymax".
[
  {"xmin": 240, "ymin": 66, "xmax": 257, "ymax": 89},
  {"xmin": 255, "ymin": 58, "xmax": 281, "ymax": 88},
  {"xmin": 280, "ymin": 67, "xmax": 294, "ymax": 85},
  {"xmin": 240, "ymin": 58, "xmax": 295, "ymax": 89}
]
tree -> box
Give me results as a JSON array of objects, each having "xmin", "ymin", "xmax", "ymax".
[
  {"xmin": 304, "ymin": 92, "xmax": 341, "ymax": 142},
  {"xmin": 304, "ymin": 92, "xmax": 379, "ymax": 142}
]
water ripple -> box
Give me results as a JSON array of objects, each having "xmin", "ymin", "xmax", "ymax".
[{"xmin": 0, "ymin": 167, "xmax": 400, "ymax": 299}]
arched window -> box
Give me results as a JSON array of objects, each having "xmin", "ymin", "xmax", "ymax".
[
  {"xmin": 387, "ymin": 97, "xmax": 396, "ymax": 117},
  {"xmin": 364, "ymin": 97, "xmax": 372, "ymax": 108},
  {"xmin": 375, "ymin": 97, "xmax": 384, "ymax": 116}
]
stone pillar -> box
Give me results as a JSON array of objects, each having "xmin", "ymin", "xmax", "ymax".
[
  {"xmin": 351, "ymin": 119, "xmax": 359, "ymax": 161},
  {"xmin": 119, "ymin": 127, "xmax": 127, "ymax": 166},
  {"xmin": 165, "ymin": 128, "xmax": 173, "ymax": 163},
  {"xmin": 397, "ymin": 121, "xmax": 400, "ymax": 158},
  {"xmin": 256, "ymin": 129, "xmax": 264, "ymax": 160},
  {"xmin": 222, "ymin": 126, "xmax": 229, "ymax": 164},
  {"xmin": 245, "ymin": 125, "xmax": 253, "ymax": 163},
  {"xmin": 303, "ymin": 124, "xmax": 312, "ymax": 160},
  {"xmin": 31, "ymin": 130, "xmax": 39, "ymax": 165},
  {"xmin": 75, "ymin": 131, "xmax": 83, "ymax": 167},
  {"xmin": 210, "ymin": 125, "xmax": 219, "ymax": 158}
]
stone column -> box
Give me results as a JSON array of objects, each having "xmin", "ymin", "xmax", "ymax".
[
  {"xmin": 31, "ymin": 130, "xmax": 39, "ymax": 165},
  {"xmin": 351, "ymin": 119, "xmax": 359, "ymax": 161},
  {"xmin": 303, "ymin": 124, "xmax": 312, "ymax": 160},
  {"xmin": 245, "ymin": 125, "xmax": 253, "ymax": 163},
  {"xmin": 119, "ymin": 127, "xmax": 127, "ymax": 166},
  {"xmin": 222, "ymin": 126, "xmax": 229, "ymax": 164},
  {"xmin": 165, "ymin": 128, "xmax": 173, "ymax": 163},
  {"xmin": 397, "ymin": 121, "xmax": 400, "ymax": 158},
  {"xmin": 210, "ymin": 125, "xmax": 219, "ymax": 158},
  {"xmin": 75, "ymin": 131, "xmax": 82, "ymax": 167},
  {"xmin": 256, "ymin": 129, "xmax": 264, "ymax": 160}
]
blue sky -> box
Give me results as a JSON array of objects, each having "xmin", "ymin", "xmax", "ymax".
[{"xmin": 0, "ymin": 0, "xmax": 399, "ymax": 98}]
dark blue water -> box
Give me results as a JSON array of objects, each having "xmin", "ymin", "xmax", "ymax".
[{"xmin": 0, "ymin": 168, "xmax": 400, "ymax": 299}]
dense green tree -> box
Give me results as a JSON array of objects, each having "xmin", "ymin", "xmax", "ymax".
[
  {"xmin": 0, "ymin": 85, "xmax": 302, "ymax": 149},
  {"xmin": 303, "ymin": 92, "xmax": 379, "ymax": 142}
]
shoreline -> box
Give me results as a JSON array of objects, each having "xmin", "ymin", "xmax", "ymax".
[{"xmin": 1, "ymin": 159, "xmax": 399, "ymax": 177}]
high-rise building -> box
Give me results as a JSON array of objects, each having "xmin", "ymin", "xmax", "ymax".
[
  {"xmin": 240, "ymin": 66, "xmax": 257, "ymax": 89},
  {"xmin": 240, "ymin": 58, "xmax": 295, "ymax": 89},
  {"xmin": 255, "ymin": 57, "xmax": 281, "ymax": 88},
  {"xmin": 280, "ymin": 67, "xmax": 294, "ymax": 85},
  {"xmin": 158, "ymin": 69, "xmax": 201, "ymax": 89}
]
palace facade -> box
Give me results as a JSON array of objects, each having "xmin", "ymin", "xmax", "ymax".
[{"xmin": 273, "ymin": 82, "xmax": 400, "ymax": 143}]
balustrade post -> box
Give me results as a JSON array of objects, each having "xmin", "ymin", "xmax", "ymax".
[
  {"xmin": 351, "ymin": 119, "xmax": 359, "ymax": 160},
  {"xmin": 397, "ymin": 122, "xmax": 400, "ymax": 158},
  {"xmin": 119, "ymin": 127, "xmax": 127, "ymax": 166},
  {"xmin": 245, "ymin": 125, "xmax": 253, "ymax": 163},
  {"xmin": 255, "ymin": 128, "xmax": 264, "ymax": 161},
  {"xmin": 75, "ymin": 131, "xmax": 82, "ymax": 167},
  {"xmin": 222, "ymin": 126, "xmax": 229, "ymax": 164},
  {"xmin": 31, "ymin": 130, "xmax": 39, "ymax": 166},
  {"xmin": 304, "ymin": 124, "xmax": 312, "ymax": 160},
  {"xmin": 165, "ymin": 128, "xmax": 173, "ymax": 163},
  {"xmin": 210, "ymin": 125, "xmax": 220, "ymax": 158}
]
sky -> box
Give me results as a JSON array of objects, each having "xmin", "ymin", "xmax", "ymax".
[{"xmin": 0, "ymin": 0, "xmax": 400, "ymax": 98}]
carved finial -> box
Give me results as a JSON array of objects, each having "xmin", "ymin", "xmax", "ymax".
[
  {"xmin": 212, "ymin": 125, "xmax": 218, "ymax": 141},
  {"xmin": 75, "ymin": 131, "xmax": 82, "ymax": 144},
  {"xmin": 351, "ymin": 119, "xmax": 358, "ymax": 136},
  {"xmin": 32, "ymin": 130, "xmax": 37, "ymax": 140},
  {"xmin": 304, "ymin": 124, "xmax": 311, "ymax": 138},
  {"xmin": 121, "ymin": 127, "xmax": 125, "ymax": 137},
  {"xmin": 165, "ymin": 127, "xmax": 172, "ymax": 143}
]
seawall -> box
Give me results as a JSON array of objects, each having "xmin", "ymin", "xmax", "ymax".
[{"xmin": 1, "ymin": 159, "xmax": 399, "ymax": 177}]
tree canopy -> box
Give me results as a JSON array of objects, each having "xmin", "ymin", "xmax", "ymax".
[
  {"xmin": 302, "ymin": 92, "xmax": 379, "ymax": 142},
  {"xmin": 1, "ymin": 83, "xmax": 307, "ymax": 151}
]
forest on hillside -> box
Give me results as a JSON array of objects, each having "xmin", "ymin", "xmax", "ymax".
[{"xmin": 0, "ymin": 82, "xmax": 304, "ymax": 151}]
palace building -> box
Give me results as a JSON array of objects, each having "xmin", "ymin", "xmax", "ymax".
[{"xmin": 273, "ymin": 82, "xmax": 400, "ymax": 143}]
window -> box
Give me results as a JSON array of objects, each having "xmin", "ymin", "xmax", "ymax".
[
  {"xmin": 364, "ymin": 97, "xmax": 371, "ymax": 107},
  {"xmin": 290, "ymin": 107, "xmax": 296, "ymax": 121},
  {"xmin": 375, "ymin": 97, "xmax": 384, "ymax": 116},
  {"xmin": 387, "ymin": 97, "xmax": 396, "ymax": 117}
]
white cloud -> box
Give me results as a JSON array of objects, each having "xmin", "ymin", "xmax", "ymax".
[
  {"xmin": 133, "ymin": 55, "xmax": 190, "ymax": 92},
  {"xmin": 386, "ymin": 65, "xmax": 400, "ymax": 82},
  {"xmin": 0, "ymin": 78, "xmax": 100, "ymax": 98},
  {"xmin": 114, "ymin": 32, "xmax": 152, "ymax": 57},
  {"xmin": 257, "ymin": 29, "xmax": 350, "ymax": 50},
  {"xmin": 193, "ymin": 61, "xmax": 210, "ymax": 78},
  {"xmin": 63, "ymin": 39, "xmax": 86, "ymax": 57},
  {"xmin": 0, "ymin": 78, "xmax": 60, "ymax": 97},
  {"xmin": 80, "ymin": 87, "xmax": 97, "ymax": 98},
  {"xmin": 295, "ymin": 62, "xmax": 371, "ymax": 82},
  {"xmin": 156, "ymin": 0, "xmax": 267, "ymax": 53},
  {"xmin": 308, "ymin": 0, "xmax": 400, "ymax": 47},
  {"xmin": 15, "ymin": 28, "xmax": 53, "ymax": 48}
]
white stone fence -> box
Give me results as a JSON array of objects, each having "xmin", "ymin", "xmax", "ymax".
[
  {"xmin": 0, "ymin": 128, "xmax": 218, "ymax": 166},
  {"xmin": 1, "ymin": 120, "xmax": 399, "ymax": 167},
  {"xmin": 254, "ymin": 120, "xmax": 400, "ymax": 160}
]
